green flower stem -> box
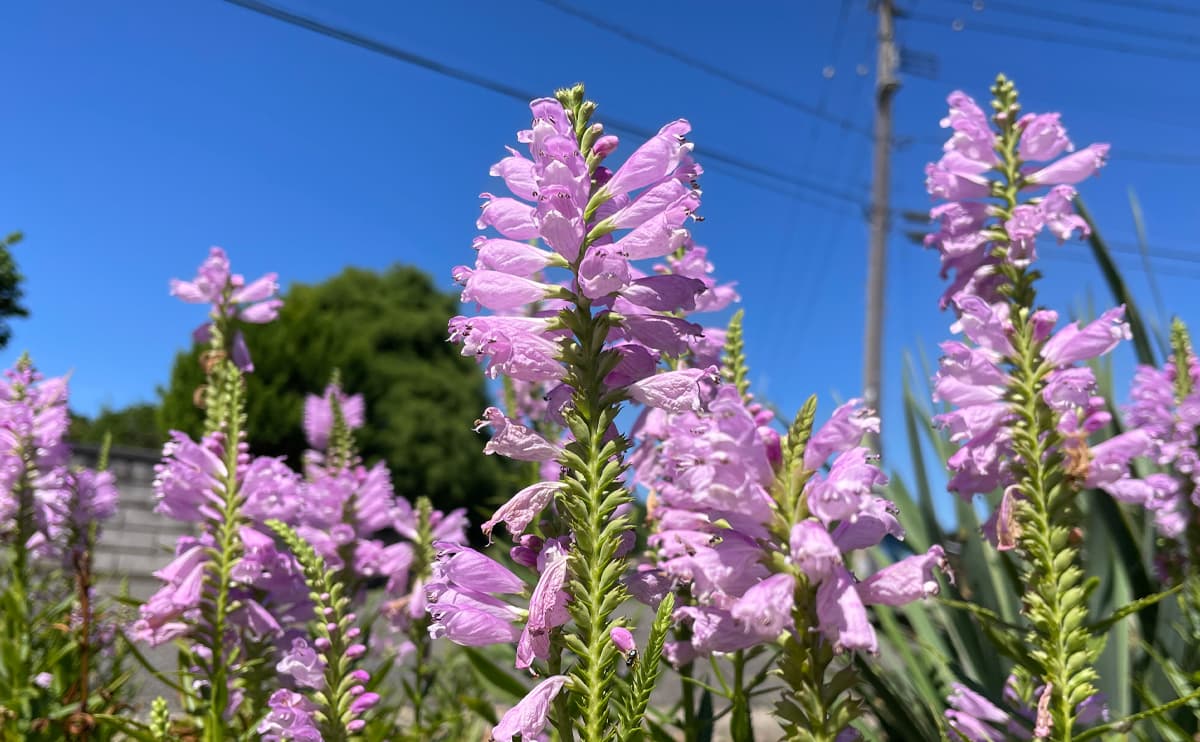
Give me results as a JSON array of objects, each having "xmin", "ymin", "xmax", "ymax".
[
  {"xmin": 202, "ymin": 355, "xmax": 247, "ymax": 742},
  {"xmin": 267, "ymin": 520, "xmax": 362, "ymax": 742},
  {"xmin": 408, "ymin": 497, "xmax": 437, "ymax": 733},
  {"xmin": 989, "ymin": 75, "xmax": 1097, "ymax": 741},
  {"xmin": 677, "ymin": 646, "xmax": 698, "ymax": 742},
  {"xmin": 548, "ymin": 635, "xmax": 575, "ymax": 742},
  {"xmin": 776, "ymin": 576, "xmax": 846, "ymax": 742},
  {"xmin": 768, "ymin": 399, "xmax": 857, "ymax": 742},
  {"xmin": 553, "ymin": 85, "xmax": 636, "ymax": 742},
  {"xmin": 1075, "ymin": 687, "xmax": 1200, "ymax": 742},
  {"xmin": 557, "ymin": 296, "xmax": 632, "ymax": 742},
  {"xmin": 5, "ymin": 365, "xmax": 35, "ymax": 718},
  {"xmin": 729, "ymin": 650, "xmax": 750, "ymax": 742},
  {"xmin": 70, "ymin": 436, "xmax": 108, "ymax": 742}
]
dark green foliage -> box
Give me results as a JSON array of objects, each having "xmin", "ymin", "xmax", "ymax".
[
  {"xmin": 0, "ymin": 231, "xmax": 29, "ymax": 350},
  {"xmin": 159, "ymin": 264, "xmax": 516, "ymax": 517},
  {"xmin": 70, "ymin": 404, "xmax": 164, "ymax": 450}
]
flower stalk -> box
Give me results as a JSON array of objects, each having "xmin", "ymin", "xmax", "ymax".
[{"xmin": 988, "ymin": 77, "xmax": 1098, "ymax": 739}]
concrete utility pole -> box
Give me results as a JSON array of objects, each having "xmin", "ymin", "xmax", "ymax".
[{"xmin": 863, "ymin": 0, "xmax": 899, "ymax": 454}]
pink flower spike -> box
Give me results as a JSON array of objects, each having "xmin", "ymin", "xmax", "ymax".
[{"xmin": 169, "ymin": 247, "xmax": 230, "ymax": 305}]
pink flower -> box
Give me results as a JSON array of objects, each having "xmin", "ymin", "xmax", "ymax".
[
  {"xmin": 475, "ymin": 407, "xmax": 561, "ymax": 462},
  {"xmin": 857, "ymin": 546, "xmax": 949, "ymax": 606},
  {"xmin": 731, "ymin": 573, "xmax": 795, "ymax": 640},
  {"xmin": 277, "ymin": 638, "xmax": 324, "ymax": 689},
  {"xmin": 482, "ymin": 481, "xmax": 562, "ymax": 539},
  {"xmin": 627, "ymin": 366, "xmax": 718, "ymax": 413},
  {"xmin": 492, "ymin": 675, "xmax": 570, "ymax": 742},
  {"xmin": 1041, "ymin": 307, "xmax": 1130, "ymax": 366},
  {"xmin": 816, "ymin": 566, "xmax": 876, "ymax": 654},
  {"xmin": 1026, "ymin": 143, "xmax": 1110, "ymax": 185},
  {"xmin": 1018, "ymin": 112, "xmax": 1072, "ymax": 162}
]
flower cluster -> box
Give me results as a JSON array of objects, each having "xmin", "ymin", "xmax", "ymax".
[
  {"xmin": 261, "ymin": 520, "xmax": 383, "ymax": 740},
  {"xmin": 0, "ymin": 358, "xmax": 71, "ymax": 557},
  {"xmin": 448, "ymin": 94, "xmax": 720, "ymax": 404},
  {"xmin": 138, "ymin": 249, "xmax": 468, "ymax": 740},
  {"xmin": 922, "ymin": 76, "xmax": 1132, "ymax": 739},
  {"xmin": 169, "ymin": 246, "xmax": 281, "ymax": 371},
  {"xmin": 1124, "ymin": 323, "xmax": 1200, "ymax": 567},
  {"xmin": 634, "ymin": 385, "xmax": 947, "ymax": 663},
  {"xmin": 439, "ymin": 86, "xmax": 734, "ymax": 739},
  {"xmin": 133, "ymin": 427, "xmax": 301, "ymax": 646},
  {"xmin": 0, "ymin": 357, "xmax": 119, "ymax": 564},
  {"xmin": 925, "ymin": 94, "xmax": 1104, "ymax": 309},
  {"xmin": 932, "ymin": 298, "xmax": 1155, "ymax": 523},
  {"xmin": 921, "ymin": 87, "xmax": 1160, "ymax": 528}
]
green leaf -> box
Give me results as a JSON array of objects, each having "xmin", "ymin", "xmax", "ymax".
[
  {"xmin": 460, "ymin": 646, "xmax": 529, "ymax": 701},
  {"xmin": 1090, "ymin": 583, "xmax": 1182, "ymax": 635},
  {"xmin": 1075, "ymin": 196, "xmax": 1157, "ymax": 366}
]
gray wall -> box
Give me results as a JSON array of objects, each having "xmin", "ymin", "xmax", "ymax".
[{"xmin": 71, "ymin": 443, "xmax": 190, "ymax": 599}]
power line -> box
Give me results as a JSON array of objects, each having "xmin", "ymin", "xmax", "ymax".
[
  {"xmin": 766, "ymin": 0, "xmax": 867, "ymax": 359},
  {"xmin": 905, "ymin": 205, "xmax": 1200, "ymax": 266},
  {"xmin": 1088, "ymin": 0, "xmax": 1200, "ymax": 20},
  {"xmin": 909, "ymin": 128, "xmax": 1200, "ymax": 168},
  {"xmin": 1091, "ymin": 238, "xmax": 1200, "ymax": 265},
  {"xmin": 221, "ymin": 0, "xmax": 870, "ymax": 206},
  {"xmin": 944, "ymin": 0, "xmax": 1200, "ymax": 47},
  {"xmin": 1118, "ymin": 150, "xmax": 1200, "ymax": 167},
  {"xmin": 905, "ymin": 9, "xmax": 1200, "ymax": 64},
  {"xmin": 1042, "ymin": 248, "xmax": 1200, "ymax": 283},
  {"xmin": 528, "ymin": 0, "xmax": 876, "ymax": 139}
]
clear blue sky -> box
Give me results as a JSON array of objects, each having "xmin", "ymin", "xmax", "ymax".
[{"xmin": 2, "ymin": 0, "xmax": 1198, "ymax": 467}]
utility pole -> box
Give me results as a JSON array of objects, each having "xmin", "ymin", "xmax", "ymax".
[{"xmin": 863, "ymin": 0, "xmax": 899, "ymax": 454}]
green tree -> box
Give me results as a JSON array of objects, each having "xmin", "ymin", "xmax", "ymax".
[
  {"xmin": 160, "ymin": 264, "xmax": 515, "ymax": 517},
  {"xmin": 69, "ymin": 403, "xmax": 164, "ymax": 449},
  {"xmin": 0, "ymin": 231, "xmax": 29, "ymax": 349}
]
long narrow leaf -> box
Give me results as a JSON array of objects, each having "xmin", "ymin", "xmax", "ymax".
[{"xmin": 1075, "ymin": 196, "xmax": 1158, "ymax": 366}]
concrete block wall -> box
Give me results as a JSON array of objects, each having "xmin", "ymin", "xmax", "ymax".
[{"xmin": 71, "ymin": 443, "xmax": 189, "ymax": 600}]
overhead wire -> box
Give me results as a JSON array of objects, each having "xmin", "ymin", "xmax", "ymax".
[
  {"xmin": 769, "ymin": 7, "xmax": 875, "ymax": 366},
  {"xmin": 1087, "ymin": 0, "xmax": 1200, "ymax": 19},
  {"xmin": 935, "ymin": 0, "xmax": 1200, "ymax": 47},
  {"xmin": 221, "ymin": 0, "xmax": 871, "ymax": 206},
  {"xmin": 528, "ymin": 0, "xmax": 876, "ymax": 139},
  {"xmin": 904, "ymin": 9, "xmax": 1200, "ymax": 64}
]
